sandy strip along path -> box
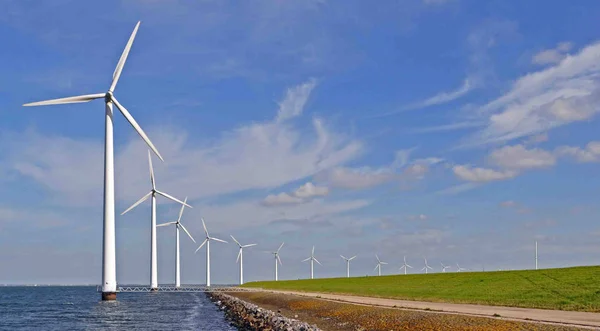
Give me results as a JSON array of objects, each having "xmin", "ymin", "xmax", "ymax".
[{"xmin": 253, "ymin": 289, "xmax": 600, "ymax": 329}]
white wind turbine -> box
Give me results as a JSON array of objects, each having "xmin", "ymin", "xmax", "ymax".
[
  {"xmin": 374, "ymin": 255, "xmax": 388, "ymax": 276},
  {"xmin": 399, "ymin": 256, "xmax": 413, "ymax": 275},
  {"xmin": 122, "ymin": 151, "xmax": 191, "ymax": 290},
  {"xmin": 302, "ymin": 246, "xmax": 322, "ymax": 279},
  {"xmin": 230, "ymin": 235, "xmax": 257, "ymax": 285},
  {"xmin": 421, "ymin": 257, "xmax": 433, "ymax": 274},
  {"xmin": 194, "ymin": 218, "xmax": 227, "ymax": 287},
  {"xmin": 23, "ymin": 21, "xmax": 162, "ymax": 301},
  {"xmin": 456, "ymin": 264, "xmax": 467, "ymax": 272},
  {"xmin": 271, "ymin": 242, "xmax": 284, "ymax": 281},
  {"xmin": 441, "ymin": 262, "xmax": 451, "ymax": 272},
  {"xmin": 157, "ymin": 197, "xmax": 195, "ymax": 288},
  {"xmin": 340, "ymin": 255, "xmax": 357, "ymax": 278}
]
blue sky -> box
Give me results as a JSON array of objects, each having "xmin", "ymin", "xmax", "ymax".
[{"xmin": 2, "ymin": 0, "xmax": 600, "ymax": 285}]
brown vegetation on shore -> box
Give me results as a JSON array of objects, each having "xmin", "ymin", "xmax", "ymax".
[{"xmin": 229, "ymin": 291, "xmax": 586, "ymax": 331}]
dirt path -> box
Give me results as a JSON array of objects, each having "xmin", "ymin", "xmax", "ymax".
[{"xmin": 251, "ymin": 289, "xmax": 600, "ymax": 329}]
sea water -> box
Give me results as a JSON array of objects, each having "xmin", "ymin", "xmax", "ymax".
[{"xmin": 0, "ymin": 286, "xmax": 237, "ymax": 330}]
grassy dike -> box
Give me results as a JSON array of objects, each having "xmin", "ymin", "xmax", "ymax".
[{"xmin": 242, "ymin": 266, "xmax": 600, "ymax": 312}]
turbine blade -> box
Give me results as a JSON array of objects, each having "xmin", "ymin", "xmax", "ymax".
[
  {"xmin": 201, "ymin": 218, "xmax": 209, "ymax": 237},
  {"xmin": 407, "ymin": 264, "xmax": 413, "ymax": 268},
  {"xmin": 312, "ymin": 246, "xmax": 315, "ymax": 255},
  {"xmin": 374, "ymin": 265, "xmax": 379, "ymax": 272},
  {"xmin": 179, "ymin": 224, "xmax": 196, "ymax": 243},
  {"xmin": 210, "ymin": 237, "xmax": 228, "ymax": 244},
  {"xmin": 381, "ymin": 262, "xmax": 388, "ymax": 265},
  {"xmin": 121, "ymin": 191, "xmax": 152, "ymax": 215},
  {"xmin": 349, "ymin": 256, "xmax": 357, "ymax": 260},
  {"xmin": 155, "ymin": 190, "xmax": 192, "ymax": 208},
  {"xmin": 314, "ymin": 258, "xmax": 322, "ymax": 266},
  {"xmin": 157, "ymin": 221, "xmax": 176, "ymax": 227},
  {"xmin": 340, "ymin": 255, "xmax": 347, "ymax": 260},
  {"xmin": 242, "ymin": 244, "xmax": 257, "ymax": 248},
  {"xmin": 230, "ymin": 235, "xmax": 242, "ymax": 247},
  {"xmin": 110, "ymin": 21, "xmax": 140, "ymax": 92},
  {"xmin": 236, "ymin": 249, "xmax": 241, "ymax": 263},
  {"xmin": 148, "ymin": 150, "xmax": 156, "ymax": 190},
  {"xmin": 277, "ymin": 255, "xmax": 282, "ymax": 265},
  {"xmin": 23, "ymin": 93, "xmax": 105, "ymax": 107},
  {"xmin": 302, "ymin": 257, "xmax": 311, "ymax": 262},
  {"xmin": 111, "ymin": 96, "xmax": 163, "ymax": 161},
  {"xmin": 195, "ymin": 239, "xmax": 207, "ymax": 254},
  {"xmin": 177, "ymin": 197, "xmax": 188, "ymax": 222},
  {"xmin": 376, "ymin": 254, "xmax": 380, "ymax": 263},
  {"xmin": 277, "ymin": 242, "xmax": 284, "ymax": 253}
]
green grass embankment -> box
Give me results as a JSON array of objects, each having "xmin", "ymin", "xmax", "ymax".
[{"xmin": 242, "ymin": 266, "xmax": 600, "ymax": 312}]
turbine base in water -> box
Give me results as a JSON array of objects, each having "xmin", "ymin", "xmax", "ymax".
[{"xmin": 102, "ymin": 292, "xmax": 117, "ymax": 301}]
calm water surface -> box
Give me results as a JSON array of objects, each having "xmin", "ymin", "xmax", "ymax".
[{"xmin": 0, "ymin": 286, "xmax": 237, "ymax": 330}]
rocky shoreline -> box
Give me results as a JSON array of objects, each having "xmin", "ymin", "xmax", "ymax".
[{"xmin": 208, "ymin": 292, "xmax": 321, "ymax": 331}]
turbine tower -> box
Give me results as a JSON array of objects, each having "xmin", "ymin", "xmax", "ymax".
[
  {"xmin": 271, "ymin": 242, "xmax": 284, "ymax": 281},
  {"xmin": 194, "ymin": 218, "xmax": 227, "ymax": 287},
  {"xmin": 441, "ymin": 262, "xmax": 451, "ymax": 272},
  {"xmin": 302, "ymin": 246, "xmax": 322, "ymax": 279},
  {"xmin": 122, "ymin": 150, "xmax": 191, "ymax": 291},
  {"xmin": 340, "ymin": 255, "xmax": 356, "ymax": 278},
  {"xmin": 230, "ymin": 235, "xmax": 257, "ymax": 285},
  {"xmin": 23, "ymin": 22, "xmax": 162, "ymax": 301},
  {"xmin": 399, "ymin": 256, "xmax": 412, "ymax": 275},
  {"xmin": 373, "ymin": 255, "xmax": 388, "ymax": 276},
  {"xmin": 157, "ymin": 197, "xmax": 195, "ymax": 288},
  {"xmin": 535, "ymin": 240, "xmax": 538, "ymax": 270},
  {"xmin": 421, "ymin": 257, "xmax": 433, "ymax": 274}
]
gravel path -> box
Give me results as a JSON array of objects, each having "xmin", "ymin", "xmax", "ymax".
[{"xmin": 230, "ymin": 291, "xmax": 595, "ymax": 330}]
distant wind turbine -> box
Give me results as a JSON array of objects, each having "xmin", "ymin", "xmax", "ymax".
[
  {"xmin": 421, "ymin": 257, "xmax": 433, "ymax": 274},
  {"xmin": 535, "ymin": 240, "xmax": 538, "ymax": 270},
  {"xmin": 230, "ymin": 235, "xmax": 257, "ymax": 285},
  {"xmin": 400, "ymin": 256, "xmax": 413, "ymax": 275},
  {"xmin": 441, "ymin": 262, "xmax": 451, "ymax": 272},
  {"xmin": 157, "ymin": 197, "xmax": 195, "ymax": 288},
  {"xmin": 456, "ymin": 263, "xmax": 467, "ymax": 272},
  {"xmin": 122, "ymin": 150, "xmax": 191, "ymax": 291},
  {"xmin": 340, "ymin": 255, "xmax": 357, "ymax": 278},
  {"xmin": 374, "ymin": 255, "xmax": 388, "ymax": 276},
  {"xmin": 302, "ymin": 246, "xmax": 322, "ymax": 279},
  {"xmin": 194, "ymin": 218, "xmax": 227, "ymax": 287},
  {"xmin": 272, "ymin": 242, "xmax": 284, "ymax": 281},
  {"xmin": 23, "ymin": 21, "xmax": 162, "ymax": 301}
]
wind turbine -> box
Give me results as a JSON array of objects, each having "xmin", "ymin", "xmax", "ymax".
[
  {"xmin": 194, "ymin": 218, "xmax": 227, "ymax": 287},
  {"xmin": 399, "ymin": 256, "xmax": 412, "ymax": 275},
  {"xmin": 373, "ymin": 255, "xmax": 388, "ymax": 276},
  {"xmin": 302, "ymin": 246, "xmax": 322, "ymax": 279},
  {"xmin": 23, "ymin": 21, "xmax": 162, "ymax": 301},
  {"xmin": 421, "ymin": 257, "xmax": 433, "ymax": 274},
  {"xmin": 441, "ymin": 262, "xmax": 451, "ymax": 272},
  {"xmin": 340, "ymin": 255, "xmax": 356, "ymax": 278},
  {"xmin": 535, "ymin": 240, "xmax": 538, "ymax": 270},
  {"xmin": 231, "ymin": 235, "xmax": 257, "ymax": 285},
  {"xmin": 271, "ymin": 242, "xmax": 284, "ymax": 281},
  {"xmin": 157, "ymin": 197, "xmax": 195, "ymax": 288},
  {"xmin": 456, "ymin": 264, "xmax": 467, "ymax": 272},
  {"xmin": 122, "ymin": 150, "xmax": 191, "ymax": 291}
]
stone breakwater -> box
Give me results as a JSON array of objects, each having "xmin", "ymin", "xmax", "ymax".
[{"xmin": 208, "ymin": 292, "xmax": 321, "ymax": 331}]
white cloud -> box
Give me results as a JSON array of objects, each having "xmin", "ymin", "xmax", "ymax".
[
  {"xmin": 556, "ymin": 141, "xmax": 600, "ymax": 163},
  {"xmin": 407, "ymin": 214, "xmax": 428, "ymax": 221},
  {"xmin": 4, "ymin": 80, "xmax": 361, "ymax": 206},
  {"xmin": 467, "ymin": 40, "xmax": 600, "ymax": 146},
  {"xmin": 489, "ymin": 144, "xmax": 556, "ymax": 170},
  {"xmin": 452, "ymin": 165, "xmax": 517, "ymax": 183},
  {"xmin": 532, "ymin": 42, "xmax": 573, "ymax": 66},
  {"xmin": 412, "ymin": 79, "xmax": 473, "ymax": 109},
  {"xmin": 525, "ymin": 132, "xmax": 549, "ymax": 145},
  {"xmin": 318, "ymin": 149, "xmax": 442, "ymax": 190},
  {"xmin": 293, "ymin": 182, "xmax": 329, "ymax": 199},
  {"xmin": 262, "ymin": 192, "xmax": 304, "ymax": 206},
  {"xmin": 500, "ymin": 200, "xmax": 516, "ymax": 208},
  {"xmin": 262, "ymin": 181, "xmax": 329, "ymax": 206},
  {"xmin": 276, "ymin": 78, "xmax": 317, "ymax": 122}
]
